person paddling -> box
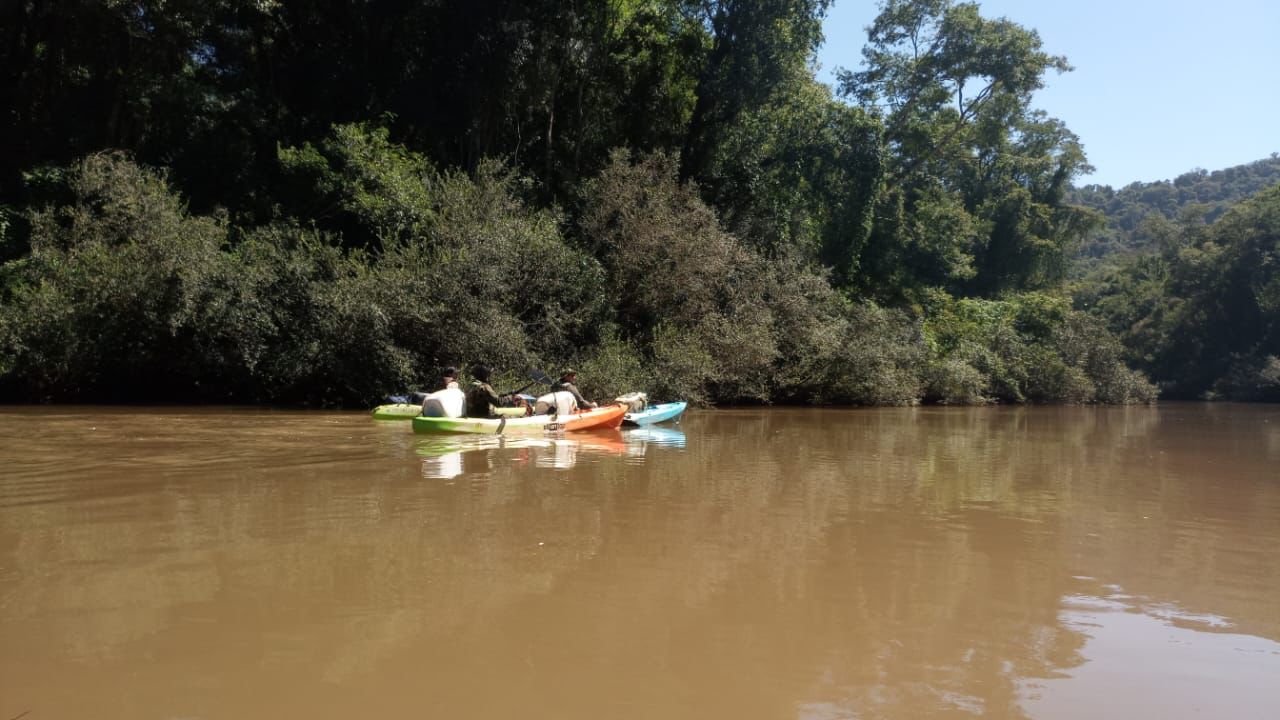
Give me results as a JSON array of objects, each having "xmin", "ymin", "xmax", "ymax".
[
  {"xmin": 466, "ymin": 365, "xmax": 506, "ymax": 418},
  {"xmin": 551, "ymin": 369, "xmax": 596, "ymax": 409}
]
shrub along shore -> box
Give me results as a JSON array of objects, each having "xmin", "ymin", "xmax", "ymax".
[{"xmin": 0, "ymin": 139, "xmax": 1154, "ymax": 407}]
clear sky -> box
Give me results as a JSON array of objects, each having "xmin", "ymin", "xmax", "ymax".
[{"xmin": 816, "ymin": 0, "xmax": 1280, "ymax": 188}]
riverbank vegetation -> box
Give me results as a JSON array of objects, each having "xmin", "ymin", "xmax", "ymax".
[
  {"xmin": 1077, "ymin": 184, "xmax": 1280, "ymax": 401},
  {"xmin": 3, "ymin": 0, "xmax": 1269, "ymax": 406}
]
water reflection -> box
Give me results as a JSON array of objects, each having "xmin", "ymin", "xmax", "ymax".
[
  {"xmin": 1019, "ymin": 578, "xmax": 1280, "ymax": 719},
  {"xmin": 1, "ymin": 405, "xmax": 1278, "ymax": 720},
  {"xmin": 417, "ymin": 427, "xmax": 688, "ymax": 477},
  {"xmin": 624, "ymin": 426, "xmax": 688, "ymax": 452}
]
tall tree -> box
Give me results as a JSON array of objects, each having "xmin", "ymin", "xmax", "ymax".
[
  {"xmin": 677, "ymin": 0, "xmax": 832, "ymax": 183},
  {"xmin": 840, "ymin": 0, "xmax": 1095, "ymax": 297},
  {"xmin": 0, "ymin": 0, "xmax": 236, "ymax": 198}
]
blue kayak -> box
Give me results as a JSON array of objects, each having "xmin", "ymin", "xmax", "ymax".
[{"xmin": 622, "ymin": 401, "xmax": 687, "ymax": 427}]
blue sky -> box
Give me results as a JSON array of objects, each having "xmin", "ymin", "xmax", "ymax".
[{"xmin": 816, "ymin": 0, "xmax": 1280, "ymax": 188}]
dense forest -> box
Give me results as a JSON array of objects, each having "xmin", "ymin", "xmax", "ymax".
[
  {"xmin": 0, "ymin": 0, "xmax": 1270, "ymax": 406},
  {"xmin": 1070, "ymin": 155, "xmax": 1280, "ymax": 262},
  {"xmin": 1076, "ymin": 182, "xmax": 1280, "ymax": 401}
]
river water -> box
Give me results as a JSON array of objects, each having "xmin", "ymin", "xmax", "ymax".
[{"xmin": 1, "ymin": 404, "xmax": 1278, "ymax": 719}]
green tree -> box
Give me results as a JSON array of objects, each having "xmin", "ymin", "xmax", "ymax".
[
  {"xmin": 579, "ymin": 149, "xmax": 928, "ymax": 405},
  {"xmin": 0, "ymin": 152, "xmax": 230, "ymax": 400},
  {"xmin": 677, "ymin": 0, "xmax": 832, "ymax": 183},
  {"xmin": 1083, "ymin": 185, "xmax": 1280, "ymax": 399},
  {"xmin": 581, "ymin": 150, "xmax": 779, "ymax": 401},
  {"xmin": 840, "ymin": 0, "xmax": 1095, "ymax": 298},
  {"xmin": 700, "ymin": 78, "xmax": 884, "ymax": 271},
  {"xmin": 1069, "ymin": 154, "xmax": 1280, "ymax": 263}
]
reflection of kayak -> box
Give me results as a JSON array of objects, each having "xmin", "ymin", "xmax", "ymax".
[
  {"xmin": 624, "ymin": 426, "xmax": 687, "ymax": 448},
  {"xmin": 373, "ymin": 403, "xmax": 527, "ymax": 420},
  {"xmin": 412, "ymin": 404, "xmax": 627, "ymax": 435},
  {"xmin": 415, "ymin": 430, "xmax": 627, "ymax": 457},
  {"xmin": 568, "ymin": 428, "xmax": 628, "ymax": 454},
  {"xmin": 622, "ymin": 401, "xmax": 687, "ymax": 426},
  {"xmin": 417, "ymin": 430, "xmax": 628, "ymax": 476}
]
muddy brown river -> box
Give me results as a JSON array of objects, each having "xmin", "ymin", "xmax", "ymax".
[{"xmin": 1, "ymin": 404, "xmax": 1278, "ymax": 719}]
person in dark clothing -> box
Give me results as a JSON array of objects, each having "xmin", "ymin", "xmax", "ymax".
[
  {"xmin": 466, "ymin": 365, "xmax": 506, "ymax": 418},
  {"xmin": 551, "ymin": 369, "xmax": 596, "ymax": 409}
]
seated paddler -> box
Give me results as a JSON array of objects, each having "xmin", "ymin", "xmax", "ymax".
[
  {"xmin": 466, "ymin": 365, "xmax": 506, "ymax": 418},
  {"xmin": 551, "ymin": 369, "xmax": 596, "ymax": 409}
]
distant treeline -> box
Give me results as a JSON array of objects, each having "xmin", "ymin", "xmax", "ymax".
[
  {"xmin": 0, "ymin": 0, "xmax": 1200, "ymax": 406},
  {"xmin": 1070, "ymin": 155, "xmax": 1280, "ymax": 261}
]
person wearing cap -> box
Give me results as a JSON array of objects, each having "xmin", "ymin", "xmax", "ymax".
[
  {"xmin": 466, "ymin": 365, "xmax": 506, "ymax": 418},
  {"xmin": 551, "ymin": 369, "xmax": 596, "ymax": 409}
]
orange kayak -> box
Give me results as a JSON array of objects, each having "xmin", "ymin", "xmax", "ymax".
[{"xmin": 412, "ymin": 403, "xmax": 626, "ymax": 435}]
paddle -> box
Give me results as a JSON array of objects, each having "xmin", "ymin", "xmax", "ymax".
[{"xmin": 503, "ymin": 368, "xmax": 555, "ymax": 397}]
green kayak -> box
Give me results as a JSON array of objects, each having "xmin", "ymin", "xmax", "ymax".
[{"xmin": 372, "ymin": 403, "xmax": 528, "ymax": 421}]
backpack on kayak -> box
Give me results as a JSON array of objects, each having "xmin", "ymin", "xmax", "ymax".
[
  {"xmin": 533, "ymin": 391, "xmax": 577, "ymax": 416},
  {"xmin": 614, "ymin": 392, "xmax": 647, "ymax": 413}
]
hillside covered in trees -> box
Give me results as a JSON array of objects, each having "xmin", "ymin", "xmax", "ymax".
[
  {"xmin": 1070, "ymin": 155, "xmax": 1280, "ymax": 261},
  {"xmin": 1076, "ymin": 183, "xmax": 1280, "ymax": 400},
  {"xmin": 2, "ymin": 0, "xmax": 1247, "ymax": 406}
]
